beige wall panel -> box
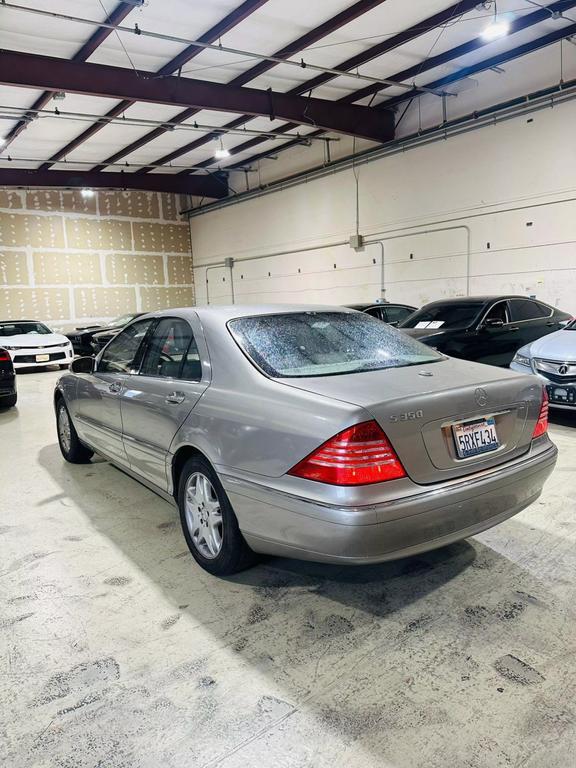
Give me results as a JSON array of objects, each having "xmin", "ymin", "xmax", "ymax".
[
  {"xmin": 133, "ymin": 222, "xmax": 189, "ymax": 253},
  {"xmin": 0, "ymin": 213, "xmax": 65, "ymax": 248},
  {"xmin": 74, "ymin": 286, "xmax": 137, "ymax": 317},
  {"xmin": 33, "ymin": 252, "xmax": 102, "ymax": 285},
  {"xmin": 98, "ymin": 191, "xmax": 160, "ymax": 219},
  {"xmin": 160, "ymin": 193, "xmax": 179, "ymax": 221},
  {"xmin": 0, "ymin": 251, "xmax": 28, "ymax": 285},
  {"xmin": 140, "ymin": 286, "xmax": 194, "ymax": 311},
  {"xmin": 106, "ymin": 253, "xmax": 164, "ymax": 285},
  {"xmin": 0, "ymin": 287, "xmax": 70, "ymax": 320},
  {"xmin": 0, "ymin": 190, "xmax": 23, "ymax": 209},
  {"xmin": 65, "ymin": 217, "xmax": 132, "ymax": 251},
  {"xmin": 167, "ymin": 254, "xmax": 194, "ymax": 285},
  {"xmin": 25, "ymin": 190, "xmax": 97, "ymax": 215}
]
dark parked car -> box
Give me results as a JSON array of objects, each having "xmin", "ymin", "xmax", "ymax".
[
  {"xmin": 66, "ymin": 312, "xmax": 145, "ymax": 356},
  {"xmin": 0, "ymin": 347, "xmax": 17, "ymax": 408},
  {"xmin": 347, "ymin": 302, "xmax": 417, "ymax": 326},
  {"xmin": 399, "ymin": 296, "xmax": 572, "ymax": 367}
]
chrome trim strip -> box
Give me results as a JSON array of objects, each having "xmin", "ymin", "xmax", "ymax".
[{"xmin": 221, "ymin": 443, "xmax": 557, "ymax": 514}]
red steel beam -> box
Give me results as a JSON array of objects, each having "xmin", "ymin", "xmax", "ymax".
[
  {"xmin": 0, "ymin": 168, "xmax": 228, "ymax": 197},
  {"xmin": 0, "ymin": 50, "xmax": 395, "ymax": 142},
  {"xmin": 2, "ymin": 2, "xmax": 135, "ymax": 152},
  {"xmin": 140, "ymin": 0, "xmax": 481, "ymax": 173},
  {"xmin": 38, "ymin": 0, "xmax": 270, "ymax": 170},
  {"xmin": 93, "ymin": 0, "xmax": 389, "ymax": 171},
  {"xmin": 220, "ymin": 0, "xmax": 576, "ymax": 170}
]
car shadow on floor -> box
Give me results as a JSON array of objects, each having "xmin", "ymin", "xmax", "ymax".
[{"xmin": 35, "ymin": 442, "xmax": 573, "ymax": 767}]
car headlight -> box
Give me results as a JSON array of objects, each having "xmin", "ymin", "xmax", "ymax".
[{"xmin": 513, "ymin": 353, "xmax": 531, "ymax": 367}]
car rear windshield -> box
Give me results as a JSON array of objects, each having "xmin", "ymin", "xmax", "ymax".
[
  {"xmin": 229, "ymin": 311, "xmax": 442, "ymax": 378},
  {"xmin": 0, "ymin": 322, "xmax": 51, "ymax": 336},
  {"xmin": 400, "ymin": 302, "xmax": 485, "ymax": 330}
]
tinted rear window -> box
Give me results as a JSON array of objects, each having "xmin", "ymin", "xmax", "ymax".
[
  {"xmin": 229, "ymin": 312, "xmax": 442, "ymax": 378},
  {"xmin": 400, "ymin": 303, "xmax": 484, "ymax": 330}
]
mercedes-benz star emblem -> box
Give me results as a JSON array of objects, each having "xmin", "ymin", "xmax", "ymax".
[
  {"xmin": 475, "ymin": 387, "xmax": 488, "ymax": 407},
  {"xmin": 559, "ymin": 364, "xmax": 569, "ymax": 375}
]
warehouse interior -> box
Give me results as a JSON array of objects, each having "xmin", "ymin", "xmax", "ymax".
[{"xmin": 1, "ymin": 1, "xmax": 576, "ymax": 766}]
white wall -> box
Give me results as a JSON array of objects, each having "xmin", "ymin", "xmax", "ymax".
[{"xmin": 190, "ymin": 96, "xmax": 576, "ymax": 314}]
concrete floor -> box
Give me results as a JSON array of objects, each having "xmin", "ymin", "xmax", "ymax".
[{"xmin": 1, "ymin": 371, "xmax": 576, "ymax": 768}]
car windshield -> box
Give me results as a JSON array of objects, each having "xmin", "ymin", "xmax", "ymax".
[
  {"xmin": 400, "ymin": 302, "xmax": 484, "ymax": 330},
  {"xmin": 107, "ymin": 313, "xmax": 136, "ymax": 328},
  {"xmin": 229, "ymin": 311, "xmax": 442, "ymax": 378},
  {"xmin": 0, "ymin": 322, "xmax": 51, "ymax": 336}
]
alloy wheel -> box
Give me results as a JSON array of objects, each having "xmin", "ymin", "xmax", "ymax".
[{"xmin": 184, "ymin": 472, "xmax": 223, "ymax": 559}]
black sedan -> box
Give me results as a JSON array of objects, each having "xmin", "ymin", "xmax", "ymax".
[
  {"xmin": 65, "ymin": 312, "xmax": 145, "ymax": 356},
  {"xmin": 0, "ymin": 347, "xmax": 17, "ymax": 408},
  {"xmin": 399, "ymin": 295, "xmax": 572, "ymax": 367},
  {"xmin": 347, "ymin": 302, "xmax": 417, "ymax": 326}
]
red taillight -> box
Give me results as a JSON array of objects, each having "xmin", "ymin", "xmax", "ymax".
[
  {"xmin": 532, "ymin": 389, "xmax": 549, "ymax": 439},
  {"xmin": 0, "ymin": 349, "xmax": 10, "ymax": 362},
  {"xmin": 288, "ymin": 420, "xmax": 406, "ymax": 486}
]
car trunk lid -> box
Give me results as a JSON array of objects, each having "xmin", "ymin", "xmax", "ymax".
[{"xmin": 280, "ymin": 358, "xmax": 543, "ymax": 484}]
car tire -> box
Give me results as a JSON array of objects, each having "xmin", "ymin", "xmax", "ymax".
[
  {"xmin": 1, "ymin": 393, "xmax": 17, "ymax": 408},
  {"xmin": 177, "ymin": 456, "xmax": 258, "ymax": 576},
  {"xmin": 56, "ymin": 399, "xmax": 94, "ymax": 464}
]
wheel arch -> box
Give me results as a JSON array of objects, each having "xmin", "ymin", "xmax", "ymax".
[{"xmin": 171, "ymin": 444, "xmax": 213, "ymax": 498}]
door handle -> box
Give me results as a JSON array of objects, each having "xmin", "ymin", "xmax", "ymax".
[
  {"xmin": 508, "ymin": 326, "xmax": 519, "ymax": 332},
  {"xmin": 109, "ymin": 381, "xmax": 122, "ymax": 394},
  {"xmin": 165, "ymin": 391, "xmax": 185, "ymax": 404},
  {"xmin": 546, "ymin": 322, "xmax": 555, "ymax": 326}
]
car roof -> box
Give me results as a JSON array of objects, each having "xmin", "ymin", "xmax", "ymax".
[
  {"xmin": 419, "ymin": 295, "xmax": 550, "ymax": 306},
  {"xmin": 147, "ymin": 304, "xmax": 360, "ymax": 323},
  {"xmin": 345, "ymin": 302, "xmax": 416, "ymax": 310}
]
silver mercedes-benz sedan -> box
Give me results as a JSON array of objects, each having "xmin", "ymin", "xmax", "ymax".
[{"xmin": 54, "ymin": 305, "xmax": 557, "ymax": 576}]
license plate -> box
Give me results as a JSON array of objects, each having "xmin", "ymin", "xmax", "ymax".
[
  {"xmin": 36, "ymin": 354, "xmax": 50, "ymax": 362},
  {"xmin": 453, "ymin": 417, "xmax": 499, "ymax": 459}
]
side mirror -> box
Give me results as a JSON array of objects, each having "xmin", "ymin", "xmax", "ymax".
[
  {"xmin": 71, "ymin": 356, "xmax": 95, "ymax": 374},
  {"xmin": 482, "ymin": 318, "xmax": 504, "ymax": 330}
]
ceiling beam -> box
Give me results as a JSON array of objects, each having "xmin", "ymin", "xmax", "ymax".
[
  {"xmin": 0, "ymin": 50, "xmax": 395, "ymax": 143},
  {"xmin": 1, "ymin": 1, "xmax": 134, "ymax": 151},
  {"xmin": 140, "ymin": 0, "xmax": 481, "ymax": 173},
  {"xmin": 0, "ymin": 169, "xmax": 228, "ymax": 197},
  {"xmin": 92, "ymin": 0, "xmax": 389, "ymax": 171},
  {"xmin": 36, "ymin": 0, "xmax": 270, "ymax": 170},
  {"xmin": 222, "ymin": 0, "xmax": 576, "ymax": 170}
]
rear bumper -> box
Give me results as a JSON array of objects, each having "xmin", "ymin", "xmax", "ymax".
[{"xmin": 223, "ymin": 440, "xmax": 557, "ymax": 564}]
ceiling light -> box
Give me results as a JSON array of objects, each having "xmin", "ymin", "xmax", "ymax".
[
  {"xmin": 481, "ymin": 18, "xmax": 510, "ymax": 39},
  {"xmin": 214, "ymin": 137, "xmax": 230, "ymax": 160},
  {"xmin": 0, "ymin": 138, "xmax": 6, "ymax": 147},
  {"xmin": 80, "ymin": 188, "xmax": 95, "ymax": 198}
]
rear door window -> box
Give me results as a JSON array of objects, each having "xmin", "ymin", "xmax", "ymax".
[
  {"xmin": 139, "ymin": 318, "xmax": 201, "ymax": 381},
  {"xmin": 385, "ymin": 306, "xmax": 414, "ymax": 325},
  {"xmin": 509, "ymin": 299, "xmax": 549, "ymax": 322}
]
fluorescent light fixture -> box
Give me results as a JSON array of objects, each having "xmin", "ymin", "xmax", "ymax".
[
  {"xmin": 481, "ymin": 18, "xmax": 510, "ymax": 40},
  {"xmin": 80, "ymin": 188, "xmax": 95, "ymax": 198}
]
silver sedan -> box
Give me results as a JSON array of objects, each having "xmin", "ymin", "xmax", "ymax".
[
  {"xmin": 511, "ymin": 318, "xmax": 576, "ymax": 410},
  {"xmin": 55, "ymin": 305, "xmax": 557, "ymax": 575}
]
